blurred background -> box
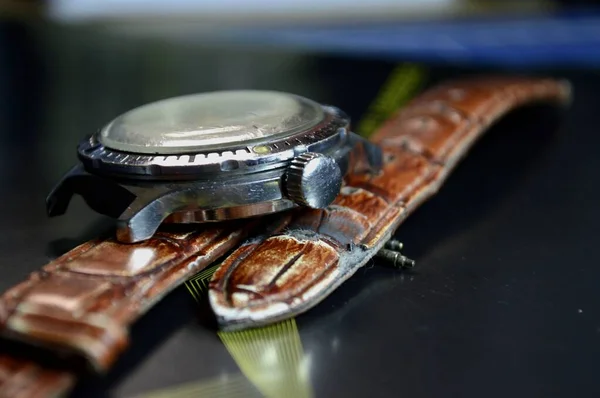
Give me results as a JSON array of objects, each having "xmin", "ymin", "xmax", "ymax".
[
  {"xmin": 2, "ymin": 0, "xmax": 600, "ymax": 188},
  {"xmin": 1, "ymin": 0, "xmax": 600, "ymax": 397}
]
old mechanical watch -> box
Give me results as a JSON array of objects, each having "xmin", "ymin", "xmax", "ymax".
[
  {"xmin": 0, "ymin": 76, "xmax": 571, "ymax": 397},
  {"xmin": 47, "ymin": 90, "xmax": 383, "ymax": 243}
]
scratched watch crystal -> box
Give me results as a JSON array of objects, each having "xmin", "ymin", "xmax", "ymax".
[{"xmin": 98, "ymin": 90, "xmax": 325, "ymax": 155}]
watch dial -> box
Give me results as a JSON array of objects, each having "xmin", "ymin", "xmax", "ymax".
[{"xmin": 98, "ymin": 91, "xmax": 325, "ymax": 155}]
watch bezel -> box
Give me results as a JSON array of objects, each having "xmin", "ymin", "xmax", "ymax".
[{"xmin": 77, "ymin": 105, "xmax": 350, "ymax": 181}]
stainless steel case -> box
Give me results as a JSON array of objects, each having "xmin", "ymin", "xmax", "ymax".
[{"xmin": 47, "ymin": 91, "xmax": 382, "ymax": 243}]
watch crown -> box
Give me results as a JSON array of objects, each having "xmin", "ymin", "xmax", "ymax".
[{"xmin": 285, "ymin": 152, "xmax": 342, "ymax": 209}]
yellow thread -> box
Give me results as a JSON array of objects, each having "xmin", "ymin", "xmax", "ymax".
[
  {"xmin": 186, "ymin": 278, "xmax": 202, "ymax": 302},
  {"xmin": 184, "ymin": 263, "xmax": 221, "ymax": 302},
  {"xmin": 137, "ymin": 372, "xmax": 261, "ymax": 398},
  {"xmin": 194, "ymin": 279, "xmax": 204, "ymax": 295},
  {"xmin": 356, "ymin": 63, "xmax": 426, "ymax": 138},
  {"xmin": 184, "ymin": 283, "xmax": 200, "ymax": 303},
  {"xmin": 218, "ymin": 319, "xmax": 313, "ymax": 398}
]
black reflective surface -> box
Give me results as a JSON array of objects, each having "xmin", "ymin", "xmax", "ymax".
[{"xmin": 1, "ymin": 19, "xmax": 600, "ymax": 398}]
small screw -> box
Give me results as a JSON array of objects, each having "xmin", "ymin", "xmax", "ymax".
[
  {"xmin": 375, "ymin": 243, "xmax": 415, "ymax": 269},
  {"xmin": 385, "ymin": 239, "xmax": 404, "ymax": 251}
]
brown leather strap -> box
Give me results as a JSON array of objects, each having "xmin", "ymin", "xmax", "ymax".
[
  {"xmin": 0, "ymin": 76, "xmax": 572, "ymax": 397},
  {"xmin": 209, "ymin": 76, "xmax": 572, "ymax": 329},
  {"xmin": 0, "ymin": 223, "xmax": 252, "ymax": 397},
  {"xmin": 0, "ymin": 355, "xmax": 74, "ymax": 398}
]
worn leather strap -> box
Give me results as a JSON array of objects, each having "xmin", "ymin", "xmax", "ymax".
[
  {"xmin": 0, "ymin": 355, "xmax": 74, "ymax": 398},
  {"xmin": 0, "ymin": 224, "xmax": 253, "ymax": 397},
  {"xmin": 0, "ymin": 76, "xmax": 572, "ymax": 397},
  {"xmin": 209, "ymin": 76, "xmax": 572, "ymax": 329}
]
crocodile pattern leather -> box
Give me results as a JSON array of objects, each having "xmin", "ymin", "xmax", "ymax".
[
  {"xmin": 0, "ymin": 224, "xmax": 253, "ymax": 397},
  {"xmin": 209, "ymin": 76, "xmax": 572, "ymax": 330},
  {"xmin": 0, "ymin": 76, "xmax": 572, "ymax": 397},
  {"xmin": 0, "ymin": 356, "xmax": 74, "ymax": 398}
]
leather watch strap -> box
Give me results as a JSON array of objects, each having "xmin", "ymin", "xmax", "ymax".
[
  {"xmin": 0, "ymin": 76, "xmax": 572, "ymax": 397},
  {"xmin": 209, "ymin": 76, "xmax": 572, "ymax": 329},
  {"xmin": 0, "ymin": 355, "xmax": 74, "ymax": 398},
  {"xmin": 0, "ymin": 224, "xmax": 253, "ymax": 397}
]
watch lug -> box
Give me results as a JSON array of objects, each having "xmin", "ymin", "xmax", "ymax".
[
  {"xmin": 46, "ymin": 165, "xmax": 80, "ymax": 217},
  {"xmin": 46, "ymin": 165, "xmax": 137, "ymax": 219},
  {"xmin": 116, "ymin": 200, "xmax": 167, "ymax": 243},
  {"xmin": 348, "ymin": 132, "xmax": 383, "ymax": 174}
]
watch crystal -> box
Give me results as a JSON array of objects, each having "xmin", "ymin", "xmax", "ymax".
[{"xmin": 98, "ymin": 91, "xmax": 324, "ymax": 155}]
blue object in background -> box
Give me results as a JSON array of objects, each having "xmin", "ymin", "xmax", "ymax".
[{"xmin": 222, "ymin": 10, "xmax": 600, "ymax": 67}]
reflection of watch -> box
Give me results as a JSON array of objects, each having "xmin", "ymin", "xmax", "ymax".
[
  {"xmin": 0, "ymin": 76, "xmax": 571, "ymax": 396},
  {"xmin": 48, "ymin": 90, "xmax": 382, "ymax": 243}
]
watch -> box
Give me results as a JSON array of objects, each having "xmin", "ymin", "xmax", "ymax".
[
  {"xmin": 47, "ymin": 90, "xmax": 382, "ymax": 243},
  {"xmin": 0, "ymin": 76, "xmax": 571, "ymax": 397}
]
